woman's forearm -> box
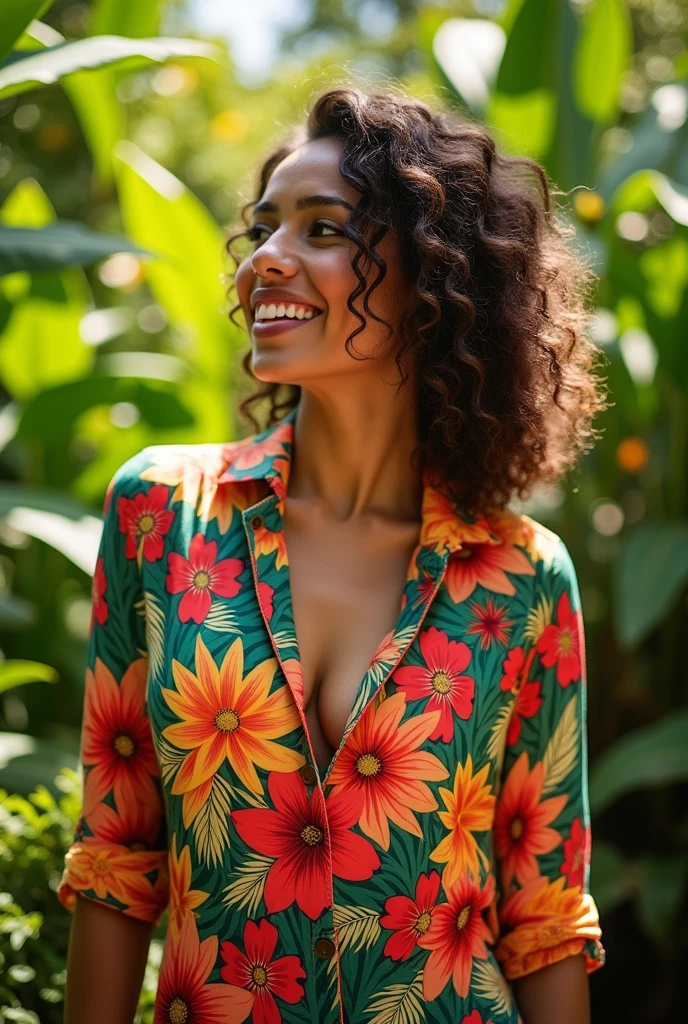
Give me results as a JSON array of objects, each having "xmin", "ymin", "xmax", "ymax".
[
  {"xmin": 513, "ymin": 954, "xmax": 590, "ymax": 1024},
  {"xmin": 63, "ymin": 894, "xmax": 154, "ymax": 1024}
]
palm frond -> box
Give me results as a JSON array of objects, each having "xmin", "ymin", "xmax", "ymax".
[
  {"xmin": 193, "ymin": 773, "xmax": 233, "ymax": 867},
  {"xmin": 364, "ymin": 970, "xmax": 425, "ymax": 1024},
  {"xmin": 487, "ymin": 699, "xmax": 514, "ymax": 773},
  {"xmin": 137, "ymin": 590, "xmax": 165, "ymax": 681},
  {"xmin": 204, "ymin": 601, "xmax": 242, "ymax": 633},
  {"xmin": 542, "ymin": 693, "xmax": 580, "ymax": 793},
  {"xmin": 472, "ymin": 959, "xmax": 514, "ymax": 1018},
  {"xmin": 221, "ymin": 855, "xmax": 273, "ymax": 917}
]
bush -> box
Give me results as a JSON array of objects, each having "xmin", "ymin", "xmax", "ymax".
[{"xmin": 0, "ymin": 769, "xmax": 163, "ymax": 1022}]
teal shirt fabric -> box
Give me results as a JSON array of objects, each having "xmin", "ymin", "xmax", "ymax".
[{"xmin": 58, "ymin": 404, "xmax": 604, "ymax": 1023}]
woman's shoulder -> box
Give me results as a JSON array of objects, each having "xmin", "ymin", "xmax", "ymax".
[{"xmin": 485, "ymin": 504, "xmax": 580, "ymax": 591}]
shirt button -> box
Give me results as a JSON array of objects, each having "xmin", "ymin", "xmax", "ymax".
[
  {"xmin": 299, "ymin": 763, "xmax": 317, "ymax": 786},
  {"xmin": 313, "ymin": 937, "xmax": 335, "ymax": 959},
  {"xmin": 250, "ymin": 514, "xmax": 263, "ymax": 530}
]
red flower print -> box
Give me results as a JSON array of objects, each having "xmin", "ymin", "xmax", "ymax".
[
  {"xmin": 327, "ymin": 691, "xmax": 449, "ymax": 849},
  {"xmin": 560, "ymin": 816, "xmax": 590, "ymax": 889},
  {"xmin": 232, "ymin": 770, "xmax": 380, "ymax": 920},
  {"xmin": 465, "ymin": 596, "xmax": 514, "ymax": 650},
  {"xmin": 220, "ymin": 918, "xmax": 306, "ymax": 1024},
  {"xmin": 536, "ymin": 590, "xmax": 583, "ymax": 687},
  {"xmin": 392, "ymin": 626, "xmax": 476, "ymax": 743},
  {"xmin": 507, "ymin": 681, "xmax": 543, "ymax": 745},
  {"xmin": 381, "ymin": 870, "xmax": 441, "ymax": 961},
  {"xmin": 90, "ymin": 556, "xmax": 108, "ymax": 630},
  {"xmin": 258, "ymin": 580, "xmax": 275, "ymax": 619},
  {"xmin": 418, "ymin": 872, "xmax": 495, "ymax": 1000},
  {"xmin": 463, "ymin": 1013, "xmax": 494, "ymax": 1024},
  {"xmin": 117, "ymin": 484, "xmax": 174, "ymax": 566},
  {"xmin": 493, "ymin": 752, "xmax": 567, "ymax": 888},
  {"xmin": 166, "ymin": 533, "xmax": 244, "ymax": 624},
  {"xmin": 499, "ymin": 647, "xmax": 543, "ymax": 745},
  {"xmin": 155, "ymin": 912, "xmax": 254, "ymax": 1024}
]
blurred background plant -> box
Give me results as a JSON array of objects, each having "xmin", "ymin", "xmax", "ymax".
[{"xmin": 0, "ymin": 0, "xmax": 686, "ymax": 1021}]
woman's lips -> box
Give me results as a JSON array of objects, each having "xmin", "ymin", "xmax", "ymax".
[{"xmin": 252, "ymin": 312, "xmax": 323, "ymax": 337}]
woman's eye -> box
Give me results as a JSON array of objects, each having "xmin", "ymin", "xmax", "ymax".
[{"xmin": 245, "ymin": 220, "xmax": 342, "ymax": 244}]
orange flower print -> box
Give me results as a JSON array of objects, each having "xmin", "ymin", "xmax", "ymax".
[
  {"xmin": 168, "ymin": 833, "xmax": 209, "ymax": 939},
  {"xmin": 430, "ymin": 755, "xmax": 495, "ymax": 885},
  {"xmin": 418, "ymin": 871, "xmax": 495, "ymax": 1000},
  {"xmin": 381, "ymin": 870, "xmax": 441, "ymax": 961},
  {"xmin": 493, "ymin": 752, "xmax": 567, "ymax": 888},
  {"xmin": 90, "ymin": 556, "xmax": 108, "ymax": 630},
  {"xmin": 392, "ymin": 626, "xmax": 475, "ymax": 743},
  {"xmin": 162, "ymin": 634, "xmax": 305, "ymax": 796},
  {"xmin": 117, "ymin": 484, "xmax": 174, "ymax": 568},
  {"xmin": 327, "ymin": 691, "xmax": 449, "ymax": 850},
  {"xmin": 445, "ymin": 541, "xmax": 535, "ymax": 605},
  {"xmin": 496, "ymin": 874, "xmax": 602, "ymax": 978},
  {"xmin": 220, "ymin": 917, "xmax": 307, "ymax": 1024},
  {"xmin": 536, "ymin": 590, "xmax": 583, "ymax": 687},
  {"xmin": 465, "ymin": 596, "xmax": 514, "ymax": 650},
  {"xmin": 60, "ymin": 840, "xmax": 165, "ymax": 922},
  {"xmin": 420, "ymin": 483, "xmax": 501, "ymax": 553},
  {"xmin": 84, "ymin": 792, "xmax": 164, "ymax": 852},
  {"xmin": 80, "ymin": 657, "xmax": 160, "ymax": 818},
  {"xmin": 155, "ymin": 912, "xmax": 254, "ymax": 1024},
  {"xmin": 560, "ymin": 817, "xmax": 591, "ymax": 889},
  {"xmin": 166, "ymin": 532, "xmax": 244, "ymax": 623}
]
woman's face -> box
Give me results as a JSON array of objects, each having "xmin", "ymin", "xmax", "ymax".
[{"xmin": 234, "ymin": 136, "xmax": 415, "ymax": 386}]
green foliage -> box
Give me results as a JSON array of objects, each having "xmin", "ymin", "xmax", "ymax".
[
  {"xmin": 0, "ymin": 770, "xmax": 161, "ymax": 1022},
  {"xmin": 0, "ymin": 0, "xmax": 686, "ymax": 1018},
  {"xmin": 0, "ymin": 222, "xmax": 153, "ymax": 276}
]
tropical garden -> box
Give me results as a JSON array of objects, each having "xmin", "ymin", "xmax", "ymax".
[{"xmin": 0, "ymin": 0, "xmax": 686, "ymax": 1021}]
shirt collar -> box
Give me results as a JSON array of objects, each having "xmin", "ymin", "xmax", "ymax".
[{"xmin": 217, "ymin": 405, "xmax": 503, "ymax": 555}]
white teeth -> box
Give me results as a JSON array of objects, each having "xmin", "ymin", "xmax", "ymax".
[{"xmin": 254, "ymin": 301, "xmax": 320, "ymax": 322}]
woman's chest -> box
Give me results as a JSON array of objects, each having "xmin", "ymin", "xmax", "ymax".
[{"xmin": 282, "ymin": 508, "xmax": 422, "ymax": 772}]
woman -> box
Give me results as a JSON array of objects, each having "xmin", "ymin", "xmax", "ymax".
[{"xmin": 59, "ymin": 86, "xmax": 607, "ymax": 1024}]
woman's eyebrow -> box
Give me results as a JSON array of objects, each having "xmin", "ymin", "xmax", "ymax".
[{"xmin": 252, "ymin": 194, "xmax": 355, "ymax": 215}]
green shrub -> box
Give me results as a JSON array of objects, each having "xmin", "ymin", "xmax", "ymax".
[{"xmin": 0, "ymin": 769, "xmax": 163, "ymax": 1022}]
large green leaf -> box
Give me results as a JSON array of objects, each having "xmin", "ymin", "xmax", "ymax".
[
  {"xmin": 488, "ymin": 0, "xmax": 594, "ymax": 187},
  {"xmin": 16, "ymin": 374, "xmax": 195, "ymax": 443},
  {"xmin": 114, "ymin": 141, "xmax": 235, "ymax": 379},
  {"xmin": 614, "ymin": 521, "xmax": 688, "ymax": 647},
  {"xmin": 0, "ymin": 0, "xmax": 53, "ymax": 62},
  {"xmin": 634, "ymin": 855, "xmax": 688, "ymax": 946},
  {"xmin": 91, "ymin": 0, "xmax": 165, "ymax": 38},
  {"xmin": 0, "ymin": 222, "xmax": 153, "ymax": 276},
  {"xmin": 0, "ymin": 35, "xmax": 220, "ymax": 99},
  {"xmin": 0, "ymin": 180, "xmax": 92, "ymax": 398},
  {"xmin": 0, "ymin": 732, "xmax": 79, "ymax": 796},
  {"xmin": 573, "ymin": 0, "xmax": 632, "ymax": 123},
  {"xmin": 0, "ymin": 660, "xmax": 58, "ymax": 693},
  {"xmin": 0, "ymin": 485, "xmax": 102, "ymax": 572},
  {"xmin": 589, "ymin": 711, "xmax": 688, "ymax": 813}
]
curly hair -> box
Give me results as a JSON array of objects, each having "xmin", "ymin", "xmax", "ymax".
[{"xmin": 225, "ymin": 85, "xmax": 609, "ymax": 513}]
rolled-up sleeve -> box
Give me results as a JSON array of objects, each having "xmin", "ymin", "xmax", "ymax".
[
  {"xmin": 493, "ymin": 533, "xmax": 604, "ymax": 980},
  {"xmin": 56, "ymin": 456, "xmax": 169, "ymax": 926}
]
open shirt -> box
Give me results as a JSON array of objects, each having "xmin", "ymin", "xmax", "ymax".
[{"xmin": 58, "ymin": 404, "xmax": 604, "ymax": 1024}]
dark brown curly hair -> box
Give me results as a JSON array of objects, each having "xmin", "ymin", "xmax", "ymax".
[{"xmin": 225, "ymin": 85, "xmax": 609, "ymax": 513}]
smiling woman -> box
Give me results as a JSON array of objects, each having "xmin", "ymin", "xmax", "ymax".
[{"xmin": 59, "ymin": 85, "xmax": 608, "ymax": 1024}]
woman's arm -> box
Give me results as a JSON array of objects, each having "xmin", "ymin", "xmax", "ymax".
[
  {"xmin": 513, "ymin": 954, "xmax": 590, "ymax": 1024},
  {"xmin": 55, "ymin": 455, "xmax": 170, "ymax": 1014},
  {"xmin": 64, "ymin": 896, "xmax": 154, "ymax": 1024}
]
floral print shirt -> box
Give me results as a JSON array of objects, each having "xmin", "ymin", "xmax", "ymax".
[{"xmin": 57, "ymin": 405, "xmax": 604, "ymax": 1024}]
